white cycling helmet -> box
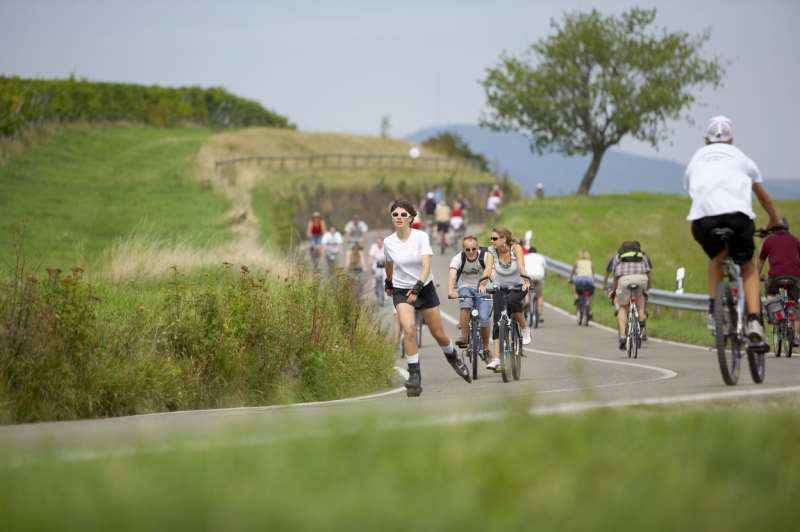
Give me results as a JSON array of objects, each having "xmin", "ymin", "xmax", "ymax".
[{"xmin": 705, "ymin": 115, "xmax": 733, "ymax": 143}]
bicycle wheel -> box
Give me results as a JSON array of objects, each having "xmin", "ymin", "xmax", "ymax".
[
  {"xmin": 498, "ymin": 322, "xmax": 512, "ymax": 383},
  {"xmin": 747, "ymin": 344, "xmax": 766, "ymax": 383},
  {"xmin": 470, "ymin": 321, "xmax": 480, "ymax": 381},
  {"xmin": 511, "ymin": 321, "xmax": 522, "ymax": 381},
  {"xmin": 626, "ymin": 308, "xmax": 634, "ymax": 359},
  {"xmin": 533, "ymin": 301, "xmax": 540, "ymax": 329},
  {"xmin": 400, "ymin": 332, "xmax": 406, "ymax": 359},
  {"xmin": 773, "ymin": 324, "xmax": 783, "ymax": 357},
  {"xmin": 714, "ymin": 281, "xmax": 741, "ymax": 385},
  {"xmin": 787, "ymin": 327, "xmax": 794, "ymax": 358},
  {"xmin": 632, "ymin": 320, "xmax": 640, "ymax": 359}
]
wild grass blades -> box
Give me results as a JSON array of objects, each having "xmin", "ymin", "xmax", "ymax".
[{"xmin": 0, "ymin": 250, "xmax": 395, "ymax": 423}]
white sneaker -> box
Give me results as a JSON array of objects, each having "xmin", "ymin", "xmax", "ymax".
[
  {"xmin": 745, "ymin": 319, "xmax": 766, "ymax": 345},
  {"xmin": 486, "ymin": 358, "xmax": 501, "ymax": 371},
  {"xmin": 522, "ymin": 327, "xmax": 532, "ymax": 345}
]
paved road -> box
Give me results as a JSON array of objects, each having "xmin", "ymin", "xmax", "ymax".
[{"xmin": 3, "ymin": 227, "xmax": 800, "ymax": 459}]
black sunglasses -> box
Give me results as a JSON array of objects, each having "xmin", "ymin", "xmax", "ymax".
[
  {"xmin": 490, "ymin": 236, "xmax": 501, "ymax": 241},
  {"xmin": 391, "ymin": 211, "xmax": 410, "ymax": 218},
  {"xmin": 464, "ymin": 247, "xmax": 478, "ymax": 252}
]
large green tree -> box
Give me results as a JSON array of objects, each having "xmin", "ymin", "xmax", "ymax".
[{"xmin": 480, "ymin": 8, "xmax": 725, "ymax": 195}]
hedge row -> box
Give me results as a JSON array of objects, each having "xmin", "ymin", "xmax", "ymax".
[{"xmin": 0, "ymin": 76, "xmax": 294, "ymax": 137}]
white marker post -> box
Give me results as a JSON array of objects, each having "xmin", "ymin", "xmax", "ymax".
[
  {"xmin": 409, "ymin": 146, "xmax": 420, "ymax": 159},
  {"xmin": 675, "ymin": 267, "xmax": 685, "ymax": 294}
]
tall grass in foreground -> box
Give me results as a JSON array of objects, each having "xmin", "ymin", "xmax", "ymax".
[
  {"xmin": 0, "ymin": 257, "xmax": 394, "ymax": 423},
  {"xmin": 1, "ymin": 407, "xmax": 797, "ymax": 531}
]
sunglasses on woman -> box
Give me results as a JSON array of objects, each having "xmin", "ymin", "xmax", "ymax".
[
  {"xmin": 490, "ymin": 236, "xmax": 501, "ymax": 241},
  {"xmin": 391, "ymin": 211, "xmax": 410, "ymax": 218}
]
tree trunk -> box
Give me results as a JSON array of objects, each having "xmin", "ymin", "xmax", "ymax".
[{"xmin": 576, "ymin": 148, "xmax": 606, "ymax": 196}]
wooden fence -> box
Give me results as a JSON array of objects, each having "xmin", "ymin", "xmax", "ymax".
[{"xmin": 214, "ymin": 153, "xmax": 484, "ymax": 175}]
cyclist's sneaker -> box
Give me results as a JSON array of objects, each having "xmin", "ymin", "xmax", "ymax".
[
  {"xmin": 522, "ymin": 327, "xmax": 532, "ymax": 345},
  {"xmin": 618, "ymin": 337, "xmax": 626, "ymax": 351},
  {"xmin": 481, "ymin": 350, "xmax": 491, "ymax": 363},
  {"xmin": 706, "ymin": 313, "xmax": 716, "ymax": 331},
  {"xmin": 404, "ymin": 363, "xmax": 422, "ymax": 397},
  {"xmin": 745, "ymin": 319, "xmax": 767, "ymax": 345},
  {"xmin": 486, "ymin": 358, "xmax": 501, "ymax": 371},
  {"xmin": 445, "ymin": 353, "xmax": 472, "ymax": 383},
  {"xmin": 455, "ymin": 336, "xmax": 468, "ymax": 349}
]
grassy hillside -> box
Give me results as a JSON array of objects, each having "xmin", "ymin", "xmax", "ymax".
[
  {"xmin": 492, "ymin": 194, "xmax": 800, "ymax": 345},
  {"xmin": 495, "ymin": 194, "xmax": 800, "ymax": 295},
  {"xmin": 2, "ymin": 405, "xmax": 797, "ymax": 531},
  {"xmin": 0, "ymin": 125, "xmax": 231, "ymax": 270}
]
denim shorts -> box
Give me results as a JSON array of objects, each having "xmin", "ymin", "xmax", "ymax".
[{"xmin": 457, "ymin": 287, "xmax": 492, "ymax": 327}]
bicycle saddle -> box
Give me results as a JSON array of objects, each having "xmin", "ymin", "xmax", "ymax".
[
  {"xmin": 772, "ymin": 276, "xmax": 799, "ymax": 288},
  {"xmin": 711, "ymin": 228, "xmax": 735, "ymax": 239}
]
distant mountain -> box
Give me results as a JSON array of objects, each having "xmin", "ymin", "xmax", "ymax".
[{"xmin": 406, "ymin": 124, "xmax": 799, "ymax": 199}]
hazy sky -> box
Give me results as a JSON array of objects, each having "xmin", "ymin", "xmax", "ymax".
[{"xmin": 2, "ymin": 0, "xmax": 799, "ymax": 179}]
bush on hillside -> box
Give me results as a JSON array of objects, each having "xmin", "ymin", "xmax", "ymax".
[
  {"xmin": 0, "ymin": 76, "xmax": 294, "ymax": 138},
  {"xmin": 0, "ymin": 260, "xmax": 393, "ymax": 423},
  {"xmin": 421, "ymin": 132, "xmax": 489, "ymax": 172}
]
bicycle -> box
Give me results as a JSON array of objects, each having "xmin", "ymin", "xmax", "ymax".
[
  {"xmin": 624, "ymin": 284, "xmax": 643, "ymax": 359},
  {"xmin": 372, "ymin": 262, "xmax": 386, "ymax": 306},
  {"xmin": 712, "ymin": 227, "xmax": 769, "ymax": 385},
  {"xmin": 451, "ymin": 293, "xmax": 492, "ymax": 380},
  {"xmin": 309, "ymin": 241, "xmax": 321, "ymax": 272},
  {"xmin": 489, "ymin": 285, "xmax": 525, "ymax": 383},
  {"xmin": 525, "ymin": 284, "xmax": 540, "ymax": 329},
  {"xmin": 765, "ymin": 277, "xmax": 798, "ymax": 358}
]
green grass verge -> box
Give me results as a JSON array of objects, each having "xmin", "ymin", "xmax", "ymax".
[
  {"xmin": 0, "ymin": 262, "xmax": 394, "ymax": 423},
  {"xmin": 1, "ymin": 407, "xmax": 797, "ymax": 531},
  {"xmin": 0, "ymin": 125, "xmax": 231, "ymax": 270}
]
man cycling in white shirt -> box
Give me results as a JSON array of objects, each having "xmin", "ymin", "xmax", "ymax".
[
  {"xmin": 524, "ymin": 245, "xmax": 547, "ymax": 323},
  {"xmin": 448, "ymin": 236, "xmax": 492, "ymax": 362},
  {"xmin": 344, "ymin": 215, "xmax": 368, "ymax": 247},
  {"xmin": 684, "ymin": 115, "xmax": 782, "ymax": 345}
]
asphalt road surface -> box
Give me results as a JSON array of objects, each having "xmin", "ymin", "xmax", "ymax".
[{"xmin": 3, "ymin": 228, "xmax": 800, "ymax": 460}]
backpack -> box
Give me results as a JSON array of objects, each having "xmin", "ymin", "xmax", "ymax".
[
  {"xmin": 456, "ymin": 247, "xmax": 488, "ymax": 282},
  {"xmin": 619, "ymin": 241, "xmax": 644, "ymax": 263},
  {"xmin": 423, "ymin": 198, "xmax": 437, "ymax": 215}
]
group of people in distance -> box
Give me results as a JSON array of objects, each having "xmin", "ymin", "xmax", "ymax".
[
  {"xmin": 382, "ymin": 198, "xmax": 543, "ymax": 396},
  {"xmin": 307, "ymin": 212, "xmax": 370, "ymax": 281},
  {"xmin": 306, "ymin": 114, "xmax": 799, "ymax": 397}
]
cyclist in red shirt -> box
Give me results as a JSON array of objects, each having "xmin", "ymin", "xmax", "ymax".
[{"xmin": 758, "ymin": 223, "xmax": 800, "ymax": 345}]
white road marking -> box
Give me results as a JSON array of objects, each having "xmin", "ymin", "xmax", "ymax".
[{"xmin": 439, "ymin": 308, "xmax": 678, "ymax": 392}]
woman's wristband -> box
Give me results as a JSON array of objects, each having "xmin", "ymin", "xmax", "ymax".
[
  {"xmin": 521, "ymin": 274, "xmax": 530, "ymax": 280},
  {"xmin": 479, "ymin": 276, "xmax": 489, "ymax": 283},
  {"xmin": 411, "ymin": 280, "xmax": 425, "ymax": 296}
]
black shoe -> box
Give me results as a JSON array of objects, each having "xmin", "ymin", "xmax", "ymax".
[
  {"xmin": 618, "ymin": 337, "xmax": 626, "ymax": 351},
  {"xmin": 405, "ymin": 363, "xmax": 422, "ymax": 397},
  {"xmin": 446, "ymin": 353, "xmax": 472, "ymax": 383},
  {"xmin": 481, "ymin": 350, "xmax": 491, "ymax": 363},
  {"xmin": 455, "ymin": 337, "xmax": 468, "ymax": 349}
]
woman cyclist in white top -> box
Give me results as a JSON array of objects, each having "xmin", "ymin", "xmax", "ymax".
[
  {"xmin": 383, "ymin": 199, "xmax": 472, "ymax": 396},
  {"xmin": 478, "ymin": 227, "xmax": 531, "ymax": 371}
]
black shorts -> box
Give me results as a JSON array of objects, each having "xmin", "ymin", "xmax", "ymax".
[
  {"xmin": 393, "ymin": 281, "xmax": 440, "ymax": 310},
  {"xmin": 436, "ymin": 222, "xmax": 449, "ymax": 233},
  {"xmin": 492, "ymin": 288, "xmax": 527, "ymax": 339},
  {"xmin": 766, "ymin": 276, "xmax": 800, "ymax": 301},
  {"xmin": 691, "ymin": 212, "xmax": 755, "ymax": 265}
]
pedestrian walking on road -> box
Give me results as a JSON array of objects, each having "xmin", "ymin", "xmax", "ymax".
[{"xmin": 383, "ymin": 199, "xmax": 472, "ymax": 397}]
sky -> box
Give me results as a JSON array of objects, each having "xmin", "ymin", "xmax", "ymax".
[{"xmin": 2, "ymin": 0, "xmax": 799, "ymax": 180}]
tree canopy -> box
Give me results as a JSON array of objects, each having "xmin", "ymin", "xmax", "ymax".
[{"xmin": 480, "ymin": 8, "xmax": 725, "ymax": 195}]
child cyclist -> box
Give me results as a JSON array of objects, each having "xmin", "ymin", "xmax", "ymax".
[{"xmin": 383, "ymin": 199, "xmax": 471, "ymax": 397}]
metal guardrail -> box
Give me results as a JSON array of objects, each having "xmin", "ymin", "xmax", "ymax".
[{"xmin": 543, "ymin": 256, "xmax": 709, "ymax": 312}]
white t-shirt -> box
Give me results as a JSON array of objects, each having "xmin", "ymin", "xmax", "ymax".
[
  {"xmin": 524, "ymin": 252, "xmax": 547, "ymax": 281},
  {"xmin": 486, "ymin": 195, "xmax": 501, "ymax": 211},
  {"xmin": 383, "ymin": 229, "xmax": 434, "ymax": 289},
  {"xmin": 449, "ymin": 251, "xmax": 485, "ymax": 290},
  {"xmin": 321, "ymin": 231, "xmax": 342, "ymax": 252},
  {"xmin": 344, "ymin": 220, "xmax": 368, "ymax": 239},
  {"xmin": 368, "ymin": 243, "xmax": 385, "ymax": 265},
  {"xmin": 684, "ymin": 143, "xmax": 763, "ymax": 221}
]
